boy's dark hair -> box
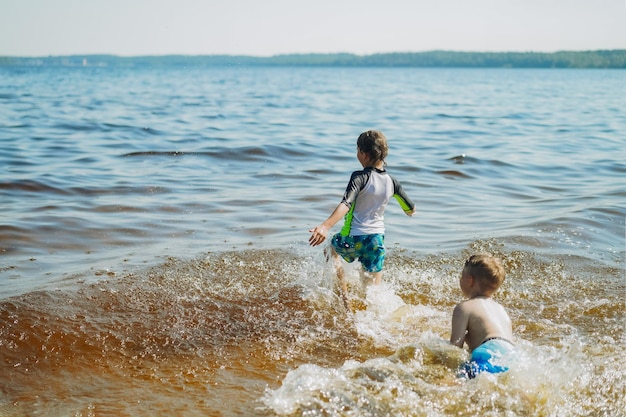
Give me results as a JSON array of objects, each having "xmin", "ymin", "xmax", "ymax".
[
  {"xmin": 463, "ymin": 253, "xmax": 506, "ymax": 292},
  {"xmin": 357, "ymin": 130, "xmax": 388, "ymax": 163}
]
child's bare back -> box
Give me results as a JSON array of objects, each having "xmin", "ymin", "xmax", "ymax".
[
  {"xmin": 450, "ymin": 254, "xmax": 514, "ymax": 378},
  {"xmin": 451, "ymin": 296, "xmax": 512, "ymax": 351}
]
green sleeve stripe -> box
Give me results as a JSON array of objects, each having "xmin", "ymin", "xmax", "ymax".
[
  {"xmin": 340, "ymin": 204, "xmax": 355, "ymax": 236},
  {"xmin": 394, "ymin": 194, "xmax": 413, "ymax": 212}
]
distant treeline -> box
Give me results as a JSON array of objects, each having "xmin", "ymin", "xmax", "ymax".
[{"xmin": 1, "ymin": 50, "xmax": 625, "ymax": 68}]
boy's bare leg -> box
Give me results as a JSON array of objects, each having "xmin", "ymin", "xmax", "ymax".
[
  {"xmin": 328, "ymin": 248, "xmax": 349, "ymax": 307},
  {"xmin": 361, "ymin": 269, "xmax": 383, "ymax": 286},
  {"xmin": 333, "ymin": 252, "xmax": 347, "ymax": 292}
]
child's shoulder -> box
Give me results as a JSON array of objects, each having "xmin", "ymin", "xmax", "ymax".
[
  {"xmin": 455, "ymin": 297, "xmax": 500, "ymax": 313},
  {"xmin": 452, "ymin": 299, "xmax": 472, "ymax": 314}
]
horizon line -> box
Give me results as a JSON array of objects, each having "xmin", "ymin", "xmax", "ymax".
[{"xmin": 2, "ymin": 48, "xmax": 625, "ymax": 59}]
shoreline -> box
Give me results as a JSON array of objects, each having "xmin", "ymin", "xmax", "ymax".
[{"xmin": 1, "ymin": 49, "xmax": 625, "ymax": 69}]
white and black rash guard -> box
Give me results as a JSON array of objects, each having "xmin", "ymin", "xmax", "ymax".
[{"xmin": 339, "ymin": 167, "xmax": 415, "ymax": 236}]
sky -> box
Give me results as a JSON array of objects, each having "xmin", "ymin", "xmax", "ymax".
[{"xmin": 1, "ymin": 0, "xmax": 625, "ymax": 57}]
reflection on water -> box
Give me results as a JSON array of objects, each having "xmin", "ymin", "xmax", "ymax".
[
  {"xmin": 1, "ymin": 247, "xmax": 623, "ymax": 416},
  {"xmin": 1, "ymin": 66, "xmax": 624, "ymax": 415}
]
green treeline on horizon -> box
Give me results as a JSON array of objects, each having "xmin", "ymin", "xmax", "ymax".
[{"xmin": 1, "ymin": 50, "xmax": 625, "ymax": 68}]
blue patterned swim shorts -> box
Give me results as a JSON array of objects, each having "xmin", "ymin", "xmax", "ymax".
[
  {"xmin": 460, "ymin": 338, "xmax": 515, "ymax": 379},
  {"xmin": 331, "ymin": 233, "xmax": 385, "ymax": 272}
]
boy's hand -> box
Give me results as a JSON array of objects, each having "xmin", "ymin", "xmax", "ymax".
[{"xmin": 308, "ymin": 225, "xmax": 327, "ymax": 246}]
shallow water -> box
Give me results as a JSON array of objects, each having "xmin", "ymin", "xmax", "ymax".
[{"xmin": 0, "ymin": 66, "xmax": 624, "ymax": 416}]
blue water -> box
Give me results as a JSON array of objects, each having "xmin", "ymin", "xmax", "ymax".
[
  {"xmin": 2, "ymin": 67, "xmax": 623, "ymax": 294},
  {"xmin": 0, "ymin": 66, "xmax": 624, "ymax": 416}
]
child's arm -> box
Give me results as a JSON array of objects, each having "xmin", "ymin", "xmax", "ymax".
[
  {"xmin": 308, "ymin": 203, "xmax": 350, "ymax": 246},
  {"xmin": 393, "ymin": 194, "xmax": 416, "ymax": 216},
  {"xmin": 450, "ymin": 303, "xmax": 469, "ymax": 348},
  {"xmin": 391, "ymin": 177, "xmax": 416, "ymax": 216}
]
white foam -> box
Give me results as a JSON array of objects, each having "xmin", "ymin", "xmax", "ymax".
[{"xmin": 353, "ymin": 282, "xmax": 448, "ymax": 348}]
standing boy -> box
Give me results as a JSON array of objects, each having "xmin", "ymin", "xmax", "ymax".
[
  {"xmin": 450, "ymin": 253, "xmax": 515, "ymax": 378},
  {"xmin": 308, "ymin": 130, "xmax": 416, "ymax": 299}
]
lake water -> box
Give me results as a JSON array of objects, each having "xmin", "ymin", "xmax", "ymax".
[{"xmin": 0, "ymin": 65, "xmax": 624, "ymax": 416}]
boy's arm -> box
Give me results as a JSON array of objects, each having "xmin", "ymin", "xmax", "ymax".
[
  {"xmin": 450, "ymin": 304, "xmax": 469, "ymax": 348},
  {"xmin": 391, "ymin": 177, "xmax": 416, "ymax": 216},
  {"xmin": 308, "ymin": 203, "xmax": 350, "ymax": 246},
  {"xmin": 393, "ymin": 194, "xmax": 416, "ymax": 216}
]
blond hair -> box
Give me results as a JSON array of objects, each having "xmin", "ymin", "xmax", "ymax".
[{"xmin": 463, "ymin": 253, "xmax": 506, "ymax": 293}]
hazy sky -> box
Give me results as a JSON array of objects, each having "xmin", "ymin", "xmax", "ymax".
[{"xmin": 1, "ymin": 0, "xmax": 625, "ymax": 57}]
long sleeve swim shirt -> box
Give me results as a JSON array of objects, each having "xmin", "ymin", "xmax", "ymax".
[{"xmin": 339, "ymin": 167, "xmax": 415, "ymax": 236}]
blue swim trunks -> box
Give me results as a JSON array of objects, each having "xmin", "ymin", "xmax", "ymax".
[
  {"xmin": 331, "ymin": 233, "xmax": 385, "ymax": 273},
  {"xmin": 461, "ymin": 338, "xmax": 514, "ymax": 379}
]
